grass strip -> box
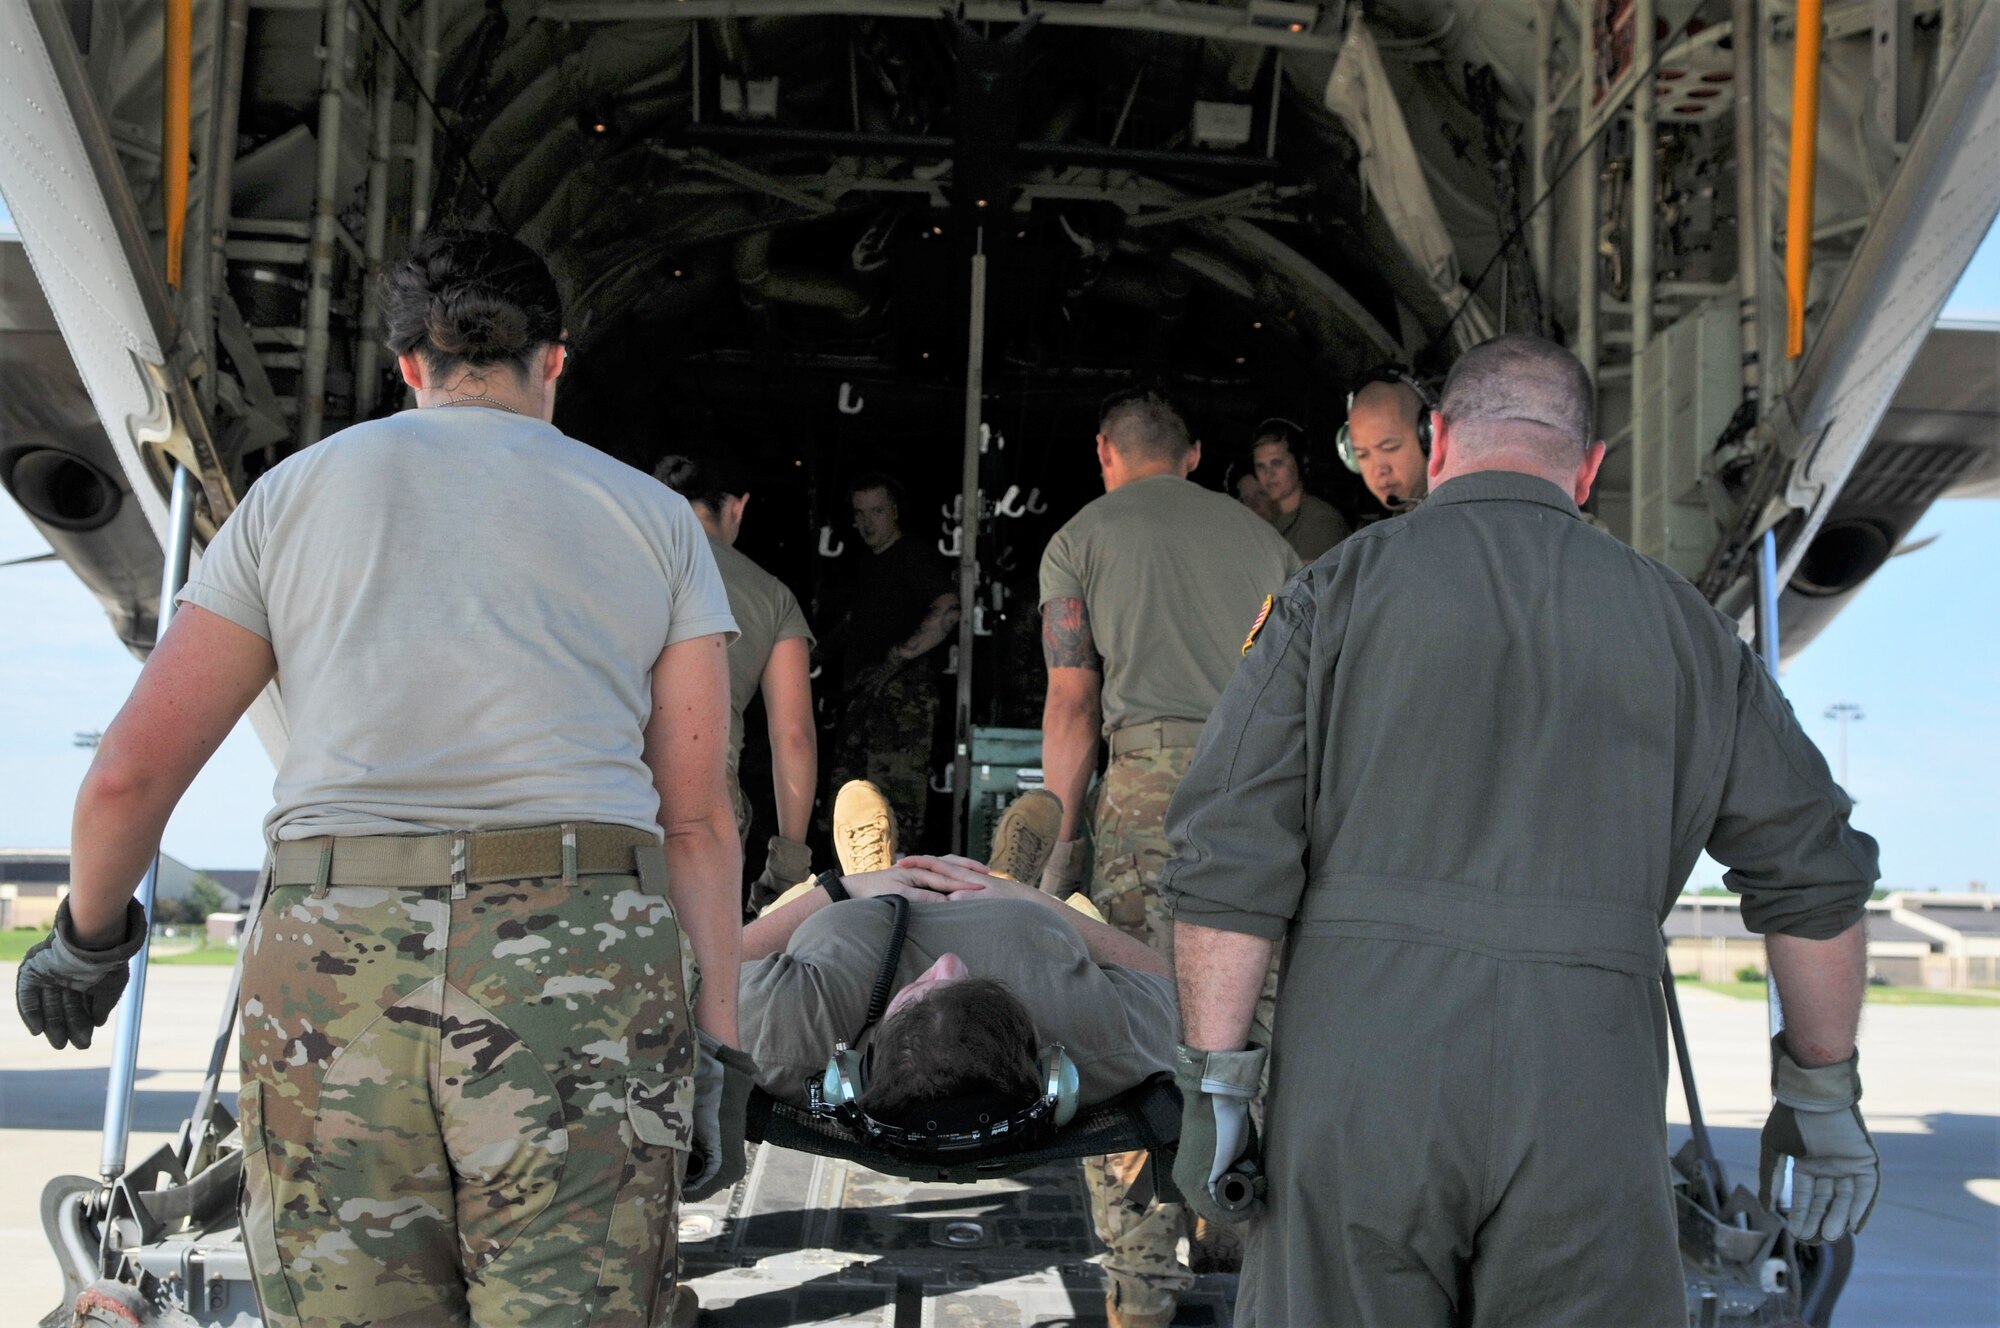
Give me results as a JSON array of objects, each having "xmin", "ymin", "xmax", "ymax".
[{"xmin": 1682, "ymin": 979, "xmax": 2000, "ymax": 1007}]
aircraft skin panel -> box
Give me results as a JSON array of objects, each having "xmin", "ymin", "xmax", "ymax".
[
  {"xmin": 0, "ymin": 0, "xmax": 175, "ymax": 546},
  {"xmin": 1776, "ymin": 1, "xmax": 2000, "ymax": 586}
]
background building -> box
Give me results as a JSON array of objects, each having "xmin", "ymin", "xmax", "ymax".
[
  {"xmin": 1667, "ymin": 893, "xmax": 1997, "ymax": 988},
  {"xmin": 0, "ymin": 849, "xmax": 249, "ymax": 930}
]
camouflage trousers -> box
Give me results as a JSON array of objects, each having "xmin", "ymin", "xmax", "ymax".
[
  {"xmin": 828, "ymin": 665, "xmax": 937, "ymax": 850},
  {"xmin": 1084, "ymin": 746, "xmax": 1282, "ymax": 1306},
  {"xmin": 237, "ymin": 832, "xmax": 697, "ymax": 1328}
]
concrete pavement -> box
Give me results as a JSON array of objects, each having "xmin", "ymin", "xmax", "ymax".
[
  {"xmin": 2, "ymin": 965, "xmax": 237, "ymax": 1326},
  {"xmin": 1667, "ymin": 983, "xmax": 2000, "ymax": 1328},
  {"xmin": 3, "ymin": 968, "xmax": 1993, "ymax": 1326}
]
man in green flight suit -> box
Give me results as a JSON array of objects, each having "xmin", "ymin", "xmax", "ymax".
[
  {"xmin": 1164, "ymin": 334, "xmax": 1881, "ymax": 1327},
  {"xmin": 1036, "ymin": 388, "xmax": 1299, "ymax": 1327}
]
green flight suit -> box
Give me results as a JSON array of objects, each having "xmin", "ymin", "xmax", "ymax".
[{"xmin": 1163, "ymin": 471, "xmax": 1878, "ymax": 1328}]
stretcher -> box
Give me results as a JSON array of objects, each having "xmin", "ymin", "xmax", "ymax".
[{"xmin": 748, "ymin": 1073, "xmax": 1186, "ymax": 1193}]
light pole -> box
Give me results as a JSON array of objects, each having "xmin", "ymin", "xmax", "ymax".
[{"xmin": 1824, "ymin": 702, "xmax": 1864, "ymax": 787}]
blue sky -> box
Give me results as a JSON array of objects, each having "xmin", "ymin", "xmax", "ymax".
[{"xmin": 0, "ymin": 200, "xmax": 1995, "ymax": 884}]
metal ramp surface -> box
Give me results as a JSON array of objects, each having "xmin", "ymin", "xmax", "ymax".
[{"xmin": 680, "ymin": 1143, "xmax": 1238, "ymax": 1327}]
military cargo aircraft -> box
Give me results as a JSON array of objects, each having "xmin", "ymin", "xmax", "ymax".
[{"xmin": 4, "ymin": 0, "xmax": 1997, "ymax": 1324}]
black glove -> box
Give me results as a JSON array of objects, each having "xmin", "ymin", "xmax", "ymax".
[
  {"xmin": 685, "ymin": 1030, "xmax": 759, "ymax": 1202},
  {"xmin": 16, "ymin": 897, "xmax": 149, "ymax": 1050},
  {"xmin": 1171, "ymin": 1043, "xmax": 1267, "ymax": 1226}
]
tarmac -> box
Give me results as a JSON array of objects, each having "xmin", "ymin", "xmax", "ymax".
[{"xmin": 2, "ymin": 964, "xmax": 1995, "ymax": 1327}]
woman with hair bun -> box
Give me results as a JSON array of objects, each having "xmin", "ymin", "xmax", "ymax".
[
  {"xmin": 27, "ymin": 229, "xmax": 752, "ymax": 1327},
  {"xmin": 655, "ymin": 450, "xmax": 819, "ymax": 910}
]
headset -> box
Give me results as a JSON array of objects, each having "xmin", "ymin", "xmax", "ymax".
[
  {"xmin": 803, "ymin": 890, "xmax": 1083, "ymax": 1156},
  {"xmin": 1248, "ymin": 416, "xmax": 1312, "ymax": 481},
  {"xmin": 1335, "ymin": 366, "xmax": 1437, "ymax": 472},
  {"xmin": 810, "ymin": 1040, "xmax": 1082, "ymax": 1156}
]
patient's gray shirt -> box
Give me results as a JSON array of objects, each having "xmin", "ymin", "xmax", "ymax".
[
  {"xmin": 739, "ymin": 896, "xmax": 1179, "ymax": 1107},
  {"xmin": 178, "ymin": 407, "xmax": 737, "ymax": 843}
]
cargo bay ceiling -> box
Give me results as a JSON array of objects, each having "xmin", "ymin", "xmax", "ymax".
[
  {"xmin": 2, "ymin": 0, "xmax": 1996, "ymax": 657},
  {"xmin": 220, "ymin": 0, "xmax": 1547, "ymax": 445}
]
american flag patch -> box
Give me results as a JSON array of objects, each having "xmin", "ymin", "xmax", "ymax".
[{"xmin": 1242, "ymin": 594, "xmax": 1274, "ymax": 655}]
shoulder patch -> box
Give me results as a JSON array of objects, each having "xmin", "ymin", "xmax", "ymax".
[{"xmin": 1242, "ymin": 594, "xmax": 1274, "ymax": 655}]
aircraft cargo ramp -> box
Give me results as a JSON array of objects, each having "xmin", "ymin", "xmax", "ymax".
[{"xmin": 679, "ymin": 1148, "xmax": 1237, "ymax": 1326}]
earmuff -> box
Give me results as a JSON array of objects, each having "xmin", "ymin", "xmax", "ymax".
[
  {"xmin": 1335, "ymin": 367, "xmax": 1437, "ymax": 472},
  {"xmin": 814, "ymin": 1041, "xmax": 1082, "ymax": 1152}
]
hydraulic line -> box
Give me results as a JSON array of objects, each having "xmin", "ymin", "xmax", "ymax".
[
  {"xmin": 1444, "ymin": 3, "xmax": 1699, "ymax": 346},
  {"xmin": 1786, "ymin": 0, "xmax": 1824, "ymax": 357},
  {"xmin": 299, "ymin": 0, "xmax": 348, "ymax": 447},
  {"xmin": 163, "ymin": 0, "xmax": 191, "ymax": 288},
  {"xmin": 1574, "ymin": 0, "xmax": 1598, "ymax": 381},
  {"xmin": 1632, "ymin": 0, "xmax": 1657, "ymax": 554},
  {"xmin": 1732, "ymin": 0, "xmax": 1761, "ymax": 400}
]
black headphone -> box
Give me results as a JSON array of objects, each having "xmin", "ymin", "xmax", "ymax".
[
  {"xmin": 1249, "ymin": 416, "xmax": 1311, "ymax": 479},
  {"xmin": 1336, "ymin": 367, "xmax": 1437, "ymax": 472},
  {"xmin": 811, "ymin": 1040, "xmax": 1082, "ymax": 1155}
]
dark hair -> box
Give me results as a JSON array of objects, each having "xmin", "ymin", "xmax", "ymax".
[
  {"xmin": 858, "ymin": 977, "xmax": 1041, "ymax": 1124},
  {"xmin": 655, "ymin": 452, "xmax": 751, "ymax": 512},
  {"xmin": 1098, "ymin": 389, "xmax": 1191, "ymax": 460},
  {"xmin": 384, "ymin": 229, "xmax": 565, "ymax": 376},
  {"xmin": 1438, "ymin": 333, "xmax": 1595, "ymax": 457},
  {"xmin": 1251, "ymin": 417, "xmax": 1306, "ymax": 457},
  {"xmin": 848, "ymin": 471, "xmax": 907, "ymax": 520}
]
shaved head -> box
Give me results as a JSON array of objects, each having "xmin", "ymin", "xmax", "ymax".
[
  {"xmin": 1438, "ymin": 334, "xmax": 1595, "ymax": 463},
  {"xmin": 1347, "ymin": 378, "xmax": 1430, "ymax": 508},
  {"xmin": 1100, "ymin": 392, "xmax": 1192, "ymax": 461},
  {"xmin": 1351, "ymin": 378, "xmax": 1424, "ymax": 426}
]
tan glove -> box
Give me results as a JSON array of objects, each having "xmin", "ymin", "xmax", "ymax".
[
  {"xmin": 1172, "ymin": 1043, "xmax": 1268, "ymax": 1224},
  {"xmin": 1039, "ymin": 838, "xmax": 1087, "ymax": 898},
  {"xmin": 1760, "ymin": 1040, "xmax": 1880, "ymax": 1243},
  {"xmin": 749, "ymin": 835, "xmax": 813, "ymax": 913}
]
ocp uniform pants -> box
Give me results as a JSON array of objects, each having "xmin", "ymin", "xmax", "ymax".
[
  {"xmin": 237, "ymin": 825, "xmax": 697, "ymax": 1328},
  {"xmin": 829, "ymin": 667, "xmax": 938, "ymax": 850},
  {"xmin": 1078, "ymin": 737, "xmax": 1275, "ymax": 1309}
]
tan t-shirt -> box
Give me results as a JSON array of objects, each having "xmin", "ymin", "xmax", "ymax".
[
  {"xmin": 739, "ymin": 896, "xmax": 1178, "ymax": 1107},
  {"xmin": 709, "ymin": 536, "xmax": 814, "ymax": 777},
  {"xmin": 1271, "ymin": 491, "xmax": 1350, "ymax": 563},
  {"xmin": 178, "ymin": 407, "xmax": 737, "ymax": 842},
  {"xmin": 1040, "ymin": 474, "xmax": 1301, "ymax": 734}
]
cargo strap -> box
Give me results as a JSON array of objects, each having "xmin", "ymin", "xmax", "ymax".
[
  {"xmin": 271, "ymin": 823, "xmax": 659, "ymax": 889},
  {"xmin": 1106, "ymin": 719, "xmax": 1207, "ymax": 758}
]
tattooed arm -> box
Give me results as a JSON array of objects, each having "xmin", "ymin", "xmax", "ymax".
[
  {"xmin": 1040, "ymin": 597, "xmax": 1102, "ymax": 842},
  {"xmin": 890, "ymin": 590, "xmax": 962, "ymax": 662}
]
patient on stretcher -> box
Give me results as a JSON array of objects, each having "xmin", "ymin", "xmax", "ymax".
[{"xmin": 736, "ymin": 783, "xmax": 1178, "ymax": 1122}]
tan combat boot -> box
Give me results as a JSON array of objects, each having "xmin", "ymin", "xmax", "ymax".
[
  {"xmin": 1104, "ymin": 1278, "xmax": 1178, "ymax": 1328},
  {"xmin": 833, "ymin": 779, "xmax": 897, "ymax": 875},
  {"xmin": 989, "ymin": 789, "xmax": 1062, "ymax": 883}
]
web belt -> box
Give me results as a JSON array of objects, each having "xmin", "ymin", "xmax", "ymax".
[{"xmin": 270, "ymin": 823, "xmax": 659, "ymax": 889}]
